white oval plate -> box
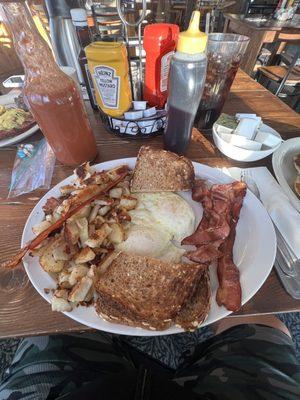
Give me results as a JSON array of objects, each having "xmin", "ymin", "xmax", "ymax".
[
  {"xmin": 272, "ymin": 138, "xmax": 300, "ymax": 212},
  {"xmin": 0, "ymin": 91, "xmax": 39, "ymax": 148},
  {"xmin": 21, "ymin": 158, "xmax": 276, "ymax": 336}
]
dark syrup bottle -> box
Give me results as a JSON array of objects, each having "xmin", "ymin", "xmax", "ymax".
[
  {"xmin": 70, "ymin": 8, "xmax": 98, "ymax": 110},
  {"xmin": 164, "ymin": 11, "xmax": 207, "ymax": 154}
]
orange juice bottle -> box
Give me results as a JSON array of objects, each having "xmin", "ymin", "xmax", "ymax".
[{"xmin": 85, "ymin": 42, "xmax": 132, "ymax": 117}]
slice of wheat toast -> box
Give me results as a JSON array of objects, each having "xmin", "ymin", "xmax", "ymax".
[
  {"xmin": 175, "ymin": 266, "xmax": 211, "ymax": 331},
  {"xmin": 95, "ymin": 291, "xmax": 173, "ymax": 331},
  {"xmin": 95, "ymin": 262, "xmax": 211, "ymax": 331},
  {"xmin": 95, "ymin": 252, "xmax": 203, "ymax": 327},
  {"xmin": 131, "ymin": 146, "xmax": 194, "ymax": 192}
]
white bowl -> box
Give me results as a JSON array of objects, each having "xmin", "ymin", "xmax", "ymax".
[{"xmin": 212, "ymin": 123, "xmax": 282, "ymax": 162}]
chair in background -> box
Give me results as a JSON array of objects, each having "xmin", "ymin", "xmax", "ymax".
[
  {"xmin": 257, "ymin": 46, "xmax": 300, "ymax": 110},
  {"xmin": 91, "ymin": 3, "xmax": 124, "ymax": 39},
  {"xmin": 244, "ymin": 0, "xmax": 277, "ymax": 17}
]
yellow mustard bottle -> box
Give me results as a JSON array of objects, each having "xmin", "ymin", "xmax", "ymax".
[{"xmin": 85, "ymin": 41, "xmax": 132, "ymax": 117}]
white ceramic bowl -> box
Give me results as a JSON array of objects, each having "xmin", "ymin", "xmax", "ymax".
[{"xmin": 212, "ymin": 123, "xmax": 282, "ymax": 162}]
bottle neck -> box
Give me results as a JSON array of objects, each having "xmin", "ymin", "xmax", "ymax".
[
  {"xmin": 2, "ymin": 2, "xmax": 61, "ymax": 79},
  {"xmin": 75, "ymin": 25, "xmax": 92, "ymax": 49}
]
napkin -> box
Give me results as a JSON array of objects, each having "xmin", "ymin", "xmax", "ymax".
[{"xmin": 224, "ymin": 166, "xmax": 300, "ymax": 259}]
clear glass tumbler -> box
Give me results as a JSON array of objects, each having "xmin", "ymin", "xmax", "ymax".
[{"xmin": 195, "ymin": 33, "xmax": 249, "ymax": 129}]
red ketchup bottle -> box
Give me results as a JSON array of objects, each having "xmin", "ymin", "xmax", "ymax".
[{"xmin": 143, "ymin": 23, "xmax": 179, "ymax": 108}]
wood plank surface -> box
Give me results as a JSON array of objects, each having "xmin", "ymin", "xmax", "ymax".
[{"xmin": 0, "ymin": 70, "xmax": 300, "ymax": 338}]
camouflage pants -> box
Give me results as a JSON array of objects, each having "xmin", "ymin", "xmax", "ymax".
[{"xmin": 0, "ymin": 324, "xmax": 299, "ymax": 400}]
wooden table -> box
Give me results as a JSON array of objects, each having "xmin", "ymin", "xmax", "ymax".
[
  {"xmin": 0, "ymin": 69, "xmax": 299, "ymax": 339},
  {"xmin": 223, "ymin": 13, "xmax": 300, "ymax": 75}
]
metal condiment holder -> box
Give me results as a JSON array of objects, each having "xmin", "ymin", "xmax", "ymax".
[
  {"xmin": 99, "ymin": 109, "xmax": 166, "ymax": 139},
  {"xmin": 98, "ymin": 0, "xmax": 167, "ymax": 139}
]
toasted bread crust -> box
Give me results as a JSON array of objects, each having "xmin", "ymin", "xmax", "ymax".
[
  {"xmin": 131, "ymin": 146, "xmax": 194, "ymax": 192},
  {"xmin": 175, "ymin": 266, "xmax": 211, "ymax": 331},
  {"xmin": 95, "ymin": 252, "xmax": 211, "ymax": 331}
]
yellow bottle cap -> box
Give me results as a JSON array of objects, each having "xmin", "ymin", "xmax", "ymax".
[{"xmin": 177, "ymin": 11, "xmax": 207, "ymax": 54}]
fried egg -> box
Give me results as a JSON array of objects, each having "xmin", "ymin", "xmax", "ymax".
[{"xmin": 116, "ymin": 192, "xmax": 195, "ymax": 263}]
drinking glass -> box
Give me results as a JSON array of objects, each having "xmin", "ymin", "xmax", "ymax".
[{"xmin": 195, "ymin": 33, "xmax": 249, "ymax": 129}]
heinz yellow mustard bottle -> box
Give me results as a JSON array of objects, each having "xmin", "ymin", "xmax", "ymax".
[{"xmin": 85, "ymin": 42, "xmax": 132, "ymax": 117}]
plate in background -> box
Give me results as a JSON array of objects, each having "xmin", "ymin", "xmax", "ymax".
[
  {"xmin": 0, "ymin": 90, "xmax": 39, "ymax": 148},
  {"xmin": 272, "ymin": 138, "xmax": 300, "ymax": 212}
]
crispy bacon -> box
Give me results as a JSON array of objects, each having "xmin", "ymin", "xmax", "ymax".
[
  {"xmin": 192, "ymin": 179, "xmax": 209, "ymax": 202},
  {"xmin": 0, "ymin": 169, "xmax": 129, "ymax": 270},
  {"xmin": 183, "ymin": 179, "xmax": 247, "ymax": 312},
  {"xmin": 216, "ymin": 226, "xmax": 241, "ymax": 311},
  {"xmin": 182, "ymin": 218, "xmax": 230, "ymax": 246},
  {"xmin": 186, "ymin": 241, "xmax": 223, "ymax": 263},
  {"xmin": 215, "ymin": 183, "xmax": 246, "ymax": 311}
]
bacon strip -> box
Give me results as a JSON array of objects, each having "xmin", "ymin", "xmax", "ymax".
[
  {"xmin": 182, "ymin": 219, "xmax": 230, "ymax": 246},
  {"xmin": 0, "ymin": 170, "xmax": 128, "ymax": 270},
  {"xmin": 183, "ymin": 179, "xmax": 247, "ymax": 312},
  {"xmin": 216, "ymin": 225, "xmax": 241, "ymax": 311},
  {"xmin": 215, "ymin": 182, "xmax": 246, "ymax": 311},
  {"xmin": 186, "ymin": 241, "xmax": 223, "ymax": 263}
]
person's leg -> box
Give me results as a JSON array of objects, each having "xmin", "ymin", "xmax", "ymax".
[
  {"xmin": 0, "ymin": 332, "xmax": 135, "ymax": 400},
  {"xmin": 174, "ymin": 316, "xmax": 300, "ymax": 400},
  {"xmin": 214, "ymin": 315, "xmax": 291, "ymax": 337}
]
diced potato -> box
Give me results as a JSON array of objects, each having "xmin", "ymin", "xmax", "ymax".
[
  {"xmin": 93, "ymin": 247, "xmax": 108, "ymax": 255},
  {"xmin": 74, "ymin": 162, "xmax": 92, "ymax": 182},
  {"xmin": 74, "ymin": 247, "xmax": 95, "ymax": 264},
  {"xmin": 58, "ymin": 270, "xmax": 72, "ymax": 289},
  {"xmin": 64, "ymin": 221, "xmax": 80, "ymax": 245},
  {"xmin": 90, "ymin": 173, "xmax": 109, "ymax": 185},
  {"xmin": 98, "ymin": 205, "xmax": 111, "ymax": 216},
  {"xmin": 94, "ymin": 197, "xmax": 114, "ymax": 206},
  {"xmin": 60, "ymin": 185, "xmax": 76, "ymax": 196},
  {"xmin": 119, "ymin": 195, "xmax": 137, "ymax": 211},
  {"xmin": 75, "ymin": 218, "xmax": 89, "ymax": 247},
  {"xmin": 52, "ymin": 243, "xmax": 72, "ymax": 261},
  {"xmin": 98, "ymin": 251, "xmax": 120, "ymax": 274},
  {"xmin": 94, "ymin": 215, "xmax": 105, "ymax": 229},
  {"xmin": 68, "ymin": 276, "xmax": 93, "ymax": 303},
  {"xmin": 69, "ymin": 185, "xmax": 99, "ymax": 208},
  {"xmin": 84, "ymin": 286, "xmax": 94, "ymax": 302},
  {"xmin": 87, "ymin": 264, "xmax": 100, "ymax": 282},
  {"xmin": 108, "ymin": 223, "xmax": 125, "ymax": 244},
  {"xmin": 117, "ymin": 209, "xmax": 131, "ymax": 222},
  {"xmin": 89, "ymin": 224, "xmax": 96, "ymax": 237},
  {"xmin": 116, "ymin": 180, "xmax": 131, "ymax": 195},
  {"xmin": 40, "ymin": 254, "xmax": 65, "ymax": 273},
  {"xmin": 52, "ymin": 212, "xmax": 61, "ymax": 223},
  {"xmin": 84, "ymin": 223, "xmax": 112, "ymax": 248},
  {"xmin": 32, "ymin": 220, "xmax": 51, "ymax": 235},
  {"xmin": 109, "ymin": 187, "xmax": 123, "ymax": 199},
  {"xmin": 51, "ymin": 296, "xmax": 73, "ymax": 312},
  {"xmin": 45, "ymin": 214, "xmax": 53, "ymax": 222},
  {"xmin": 56, "ymin": 204, "xmax": 66, "ymax": 215},
  {"xmin": 40, "ymin": 237, "xmax": 66, "ymax": 273},
  {"xmin": 69, "ymin": 265, "xmax": 89, "ymax": 286},
  {"xmin": 89, "ymin": 204, "xmax": 100, "ymax": 223},
  {"xmin": 71, "ymin": 189, "xmax": 82, "ymax": 196},
  {"xmin": 54, "ymin": 288, "xmax": 69, "ymax": 300},
  {"xmin": 106, "ymin": 165, "xmax": 128, "ymax": 181},
  {"xmin": 68, "ymin": 205, "xmax": 91, "ymax": 222},
  {"xmin": 101, "ymin": 239, "xmax": 114, "ymax": 250},
  {"xmin": 30, "ymin": 237, "xmax": 53, "ymax": 257}
]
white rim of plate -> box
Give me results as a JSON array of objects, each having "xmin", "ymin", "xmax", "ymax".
[{"xmin": 21, "ymin": 158, "xmax": 277, "ymax": 336}]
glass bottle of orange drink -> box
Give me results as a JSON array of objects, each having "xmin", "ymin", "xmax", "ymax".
[{"xmin": 1, "ymin": 2, "xmax": 98, "ymax": 166}]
